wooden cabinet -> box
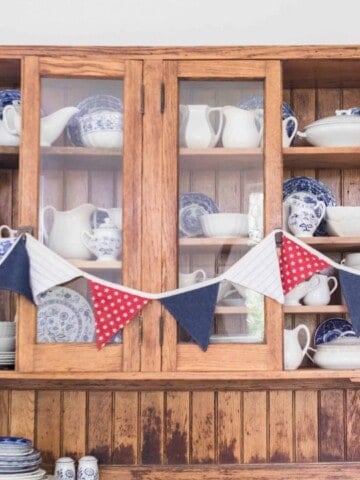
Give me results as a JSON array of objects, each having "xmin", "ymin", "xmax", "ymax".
[{"xmin": 0, "ymin": 46, "xmax": 358, "ymax": 383}]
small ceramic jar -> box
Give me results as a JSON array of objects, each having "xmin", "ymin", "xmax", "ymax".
[
  {"xmin": 77, "ymin": 455, "xmax": 99, "ymax": 480},
  {"xmin": 54, "ymin": 456, "xmax": 75, "ymax": 480}
]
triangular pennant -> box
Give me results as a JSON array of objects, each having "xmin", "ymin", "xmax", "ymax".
[
  {"xmin": 160, "ymin": 283, "xmax": 219, "ymax": 351},
  {"xmin": 0, "ymin": 236, "xmax": 33, "ymax": 302},
  {"xmin": 339, "ymin": 270, "xmax": 360, "ymax": 335},
  {"xmin": 223, "ymin": 230, "xmax": 284, "ymax": 303},
  {"xmin": 89, "ymin": 280, "xmax": 150, "ymax": 349},
  {"xmin": 279, "ymin": 235, "xmax": 331, "ymax": 294},
  {"xmin": 25, "ymin": 234, "xmax": 81, "ymax": 303}
]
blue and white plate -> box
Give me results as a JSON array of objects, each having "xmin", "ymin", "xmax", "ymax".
[
  {"xmin": 0, "ymin": 468, "xmax": 45, "ymax": 480},
  {"xmin": 37, "ymin": 286, "xmax": 95, "ymax": 343},
  {"xmin": 67, "ymin": 94, "xmax": 123, "ymax": 146},
  {"xmin": 238, "ymin": 96, "xmax": 296, "ymax": 140},
  {"xmin": 283, "ymin": 176, "xmax": 337, "ymax": 236},
  {"xmin": 314, "ymin": 318, "xmax": 356, "ymax": 345},
  {"xmin": 179, "ymin": 192, "xmax": 219, "ymax": 237}
]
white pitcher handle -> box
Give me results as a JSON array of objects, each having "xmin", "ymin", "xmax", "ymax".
[
  {"xmin": 296, "ymin": 324, "xmax": 311, "ymax": 359},
  {"xmin": 315, "ymin": 200, "xmax": 326, "ymax": 222},
  {"xmin": 284, "ymin": 116, "xmax": 298, "ymax": 144},
  {"xmin": 328, "ymin": 276, "xmax": 338, "ymax": 295},
  {"xmin": 41, "ymin": 205, "xmax": 56, "ymax": 243},
  {"xmin": 194, "ymin": 269, "xmax": 207, "ymax": 282},
  {"xmin": 2, "ymin": 105, "xmax": 19, "ymax": 135},
  {"xmin": 208, "ymin": 107, "xmax": 224, "ymax": 145}
]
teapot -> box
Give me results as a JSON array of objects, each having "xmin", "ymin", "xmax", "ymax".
[
  {"xmin": 42, "ymin": 203, "xmax": 96, "ymax": 259},
  {"xmin": 3, "ymin": 102, "xmax": 79, "ymax": 146},
  {"xmin": 82, "ymin": 218, "xmax": 121, "ymax": 261},
  {"xmin": 182, "ymin": 104, "xmax": 224, "ymax": 148},
  {"xmin": 284, "ymin": 324, "xmax": 311, "ymax": 370},
  {"xmin": 302, "ymin": 274, "xmax": 338, "ymax": 306},
  {"xmin": 222, "ymin": 106, "xmax": 263, "ymax": 148}
]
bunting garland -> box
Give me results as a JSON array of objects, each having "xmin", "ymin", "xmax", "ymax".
[{"xmin": 0, "ymin": 229, "xmax": 356, "ymax": 350}]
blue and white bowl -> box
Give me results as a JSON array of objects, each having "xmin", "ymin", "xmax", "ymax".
[{"xmin": 79, "ymin": 110, "xmax": 123, "ymax": 148}]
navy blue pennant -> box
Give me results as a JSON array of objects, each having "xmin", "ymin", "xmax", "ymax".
[
  {"xmin": 339, "ymin": 269, "xmax": 360, "ymax": 335},
  {"xmin": 160, "ymin": 283, "xmax": 219, "ymax": 351},
  {"xmin": 0, "ymin": 236, "xmax": 34, "ymax": 303}
]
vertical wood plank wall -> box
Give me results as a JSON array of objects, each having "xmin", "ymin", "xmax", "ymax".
[{"xmin": 0, "ymin": 387, "xmax": 360, "ymax": 471}]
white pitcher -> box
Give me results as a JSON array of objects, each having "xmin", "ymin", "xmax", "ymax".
[
  {"xmin": 284, "ymin": 324, "xmax": 311, "ymax": 370},
  {"xmin": 303, "ymin": 274, "xmax": 338, "ymax": 306},
  {"xmin": 182, "ymin": 104, "xmax": 224, "ymax": 148},
  {"xmin": 42, "ymin": 203, "xmax": 96, "ymax": 259},
  {"xmin": 222, "ymin": 106, "xmax": 263, "ymax": 148}
]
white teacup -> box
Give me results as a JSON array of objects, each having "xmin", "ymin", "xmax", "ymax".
[{"xmin": 179, "ymin": 269, "xmax": 206, "ymax": 288}]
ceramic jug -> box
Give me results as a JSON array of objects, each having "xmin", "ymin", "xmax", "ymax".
[
  {"xmin": 282, "ymin": 115, "xmax": 298, "ymax": 147},
  {"xmin": 284, "ymin": 279, "xmax": 316, "ymax": 306},
  {"xmin": 182, "ymin": 104, "xmax": 224, "ymax": 148},
  {"xmin": 222, "ymin": 106, "xmax": 263, "ymax": 148},
  {"xmin": 3, "ymin": 103, "xmax": 79, "ymax": 146},
  {"xmin": 287, "ymin": 199, "xmax": 326, "ymax": 237},
  {"xmin": 42, "ymin": 203, "xmax": 96, "ymax": 259},
  {"xmin": 179, "ymin": 269, "xmax": 206, "ymax": 288},
  {"xmin": 303, "ymin": 274, "xmax": 338, "ymax": 306},
  {"xmin": 82, "ymin": 218, "xmax": 122, "ymax": 261},
  {"xmin": 284, "ymin": 324, "xmax": 311, "ymax": 370}
]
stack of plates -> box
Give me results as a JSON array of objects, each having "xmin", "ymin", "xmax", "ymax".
[
  {"xmin": 0, "ymin": 322, "xmax": 16, "ymax": 369},
  {"xmin": 0, "ymin": 437, "xmax": 43, "ymax": 478}
]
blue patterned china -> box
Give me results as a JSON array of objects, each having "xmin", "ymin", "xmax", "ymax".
[
  {"xmin": 0, "ymin": 89, "xmax": 21, "ymax": 119},
  {"xmin": 314, "ymin": 318, "xmax": 356, "ymax": 346},
  {"xmin": 66, "ymin": 95, "xmax": 123, "ymax": 146},
  {"xmin": 283, "ymin": 176, "xmax": 337, "ymax": 236},
  {"xmin": 335, "ymin": 107, "xmax": 360, "ymax": 116},
  {"xmin": 179, "ymin": 192, "xmax": 219, "ymax": 237},
  {"xmin": 78, "ymin": 110, "xmax": 123, "ymax": 148},
  {"xmin": 37, "ymin": 286, "xmax": 95, "ymax": 343}
]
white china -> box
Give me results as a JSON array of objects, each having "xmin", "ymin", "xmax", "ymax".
[
  {"xmin": 179, "ymin": 269, "xmax": 206, "ymax": 288},
  {"xmin": 182, "ymin": 104, "xmax": 223, "ymax": 148},
  {"xmin": 77, "ymin": 456, "xmax": 98, "ymax": 480},
  {"xmin": 82, "ymin": 218, "xmax": 121, "ymax": 261},
  {"xmin": 312, "ymin": 337, "xmax": 360, "ymax": 369},
  {"xmin": 248, "ymin": 192, "xmax": 263, "ymax": 241},
  {"xmin": 0, "ymin": 336, "xmax": 15, "ymax": 352},
  {"xmin": 200, "ymin": 212, "xmax": 248, "ymax": 237},
  {"xmin": 284, "ymin": 280, "xmax": 315, "ymax": 306},
  {"xmin": 326, "ymin": 219, "xmax": 360, "ymax": 236},
  {"xmin": 326, "ymin": 205, "xmax": 360, "ymax": 221},
  {"xmin": 55, "ymin": 457, "xmax": 75, "ymax": 480},
  {"xmin": 342, "ymin": 252, "xmax": 360, "ymax": 268},
  {"xmin": 297, "ymin": 113, "xmax": 360, "ymax": 147},
  {"xmin": 0, "ymin": 120, "xmax": 20, "ymax": 146},
  {"xmin": 42, "ymin": 203, "xmax": 96, "ymax": 259},
  {"xmin": 222, "ymin": 106, "xmax": 263, "ymax": 148},
  {"xmin": 302, "ymin": 274, "xmax": 338, "ymax": 306},
  {"xmin": 0, "ymin": 225, "xmax": 17, "ymax": 238},
  {"xmin": 3, "ymin": 103, "xmax": 79, "ymax": 147},
  {"xmin": 284, "ymin": 324, "xmax": 310, "ymax": 370},
  {"xmin": 0, "ymin": 321, "xmax": 16, "ymax": 335},
  {"xmin": 287, "ymin": 198, "xmax": 326, "ymax": 237},
  {"xmin": 282, "ymin": 116, "xmax": 298, "ymax": 147}
]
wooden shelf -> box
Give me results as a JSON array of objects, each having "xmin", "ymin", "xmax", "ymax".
[
  {"xmin": 302, "ymin": 236, "xmax": 360, "ymax": 251},
  {"xmin": 70, "ymin": 259, "xmax": 122, "ymax": 270},
  {"xmin": 284, "ymin": 305, "xmax": 346, "ymax": 314},
  {"xmin": 179, "ymin": 236, "xmax": 255, "ymax": 250},
  {"xmin": 41, "ymin": 146, "xmax": 122, "ymax": 170},
  {"xmin": 179, "ymin": 147, "xmax": 262, "ymax": 170},
  {"xmin": 283, "ymin": 146, "xmax": 360, "ymax": 169},
  {"xmin": 0, "ymin": 146, "xmax": 18, "ymax": 168}
]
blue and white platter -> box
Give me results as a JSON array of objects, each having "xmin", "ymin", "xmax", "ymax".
[
  {"xmin": 37, "ymin": 286, "xmax": 95, "ymax": 343},
  {"xmin": 66, "ymin": 94, "xmax": 123, "ymax": 146},
  {"xmin": 179, "ymin": 192, "xmax": 219, "ymax": 237},
  {"xmin": 314, "ymin": 318, "xmax": 356, "ymax": 346},
  {"xmin": 283, "ymin": 176, "xmax": 337, "ymax": 236}
]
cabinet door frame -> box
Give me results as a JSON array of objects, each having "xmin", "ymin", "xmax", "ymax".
[
  {"xmin": 160, "ymin": 59, "xmax": 283, "ymax": 372},
  {"xmin": 17, "ymin": 55, "xmax": 143, "ymax": 373}
]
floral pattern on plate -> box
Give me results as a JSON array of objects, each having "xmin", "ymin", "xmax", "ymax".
[
  {"xmin": 37, "ymin": 286, "xmax": 95, "ymax": 343},
  {"xmin": 314, "ymin": 318, "xmax": 356, "ymax": 345},
  {"xmin": 179, "ymin": 192, "xmax": 219, "ymax": 237}
]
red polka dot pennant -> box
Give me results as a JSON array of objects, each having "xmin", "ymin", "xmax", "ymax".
[
  {"xmin": 89, "ymin": 280, "xmax": 150, "ymax": 349},
  {"xmin": 279, "ymin": 235, "xmax": 331, "ymax": 294}
]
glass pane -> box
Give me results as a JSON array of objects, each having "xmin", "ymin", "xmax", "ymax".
[
  {"xmin": 38, "ymin": 78, "xmax": 123, "ymax": 344},
  {"xmin": 178, "ymin": 80, "xmax": 265, "ymax": 344}
]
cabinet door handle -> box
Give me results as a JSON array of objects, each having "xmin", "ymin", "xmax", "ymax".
[
  {"xmin": 140, "ymin": 84, "xmax": 145, "ymax": 115},
  {"xmin": 160, "ymin": 83, "xmax": 165, "ymax": 113}
]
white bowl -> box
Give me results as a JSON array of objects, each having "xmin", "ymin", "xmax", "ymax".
[
  {"xmin": 200, "ymin": 213, "xmax": 248, "ymax": 237},
  {"xmin": 313, "ymin": 337, "xmax": 360, "ymax": 369},
  {"xmin": 326, "ymin": 206, "xmax": 360, "ymax": 222},
  {"xmin": 79, "ymin": 110, "xmax": 123, "ymax": 148},
  {"xmin": 326, "ymin": 219, "xmax": 360, "ymax": 236},
  {"xmin": 0, "ymin": 335, "xmax": 15, "ymax": 352},
  {"xmin": 297, "ymin": 114, "xmax": 360, "ymax": 147},
  {"xmin": 343, "ymin": 252, "xmax": 360, "ymax": 267}
]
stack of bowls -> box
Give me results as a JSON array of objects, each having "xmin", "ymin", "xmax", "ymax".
[{"xmin": 0, "ymin": 321, "xmax": 15, "ymax": 368}]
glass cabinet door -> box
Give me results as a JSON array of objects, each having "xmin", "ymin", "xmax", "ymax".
[
  {"xmin": 17, "ymin": 57, "xmax": 143, "ymax": 372},
  {"xmin": 161, "ymin": 60, "xmax": 283, "ymax": 372}
]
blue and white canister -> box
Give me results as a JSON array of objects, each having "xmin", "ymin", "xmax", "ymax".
[
  {"xmin": 55, "ymin": 456, "xmax": 76, "ymax": 480},
  {"xmin": 77, "ymin": 455, "xmax": 99, "ymax": 480}
]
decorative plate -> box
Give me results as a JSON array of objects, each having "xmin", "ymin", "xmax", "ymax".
[
  {"xmin": 66, "ymin": 94, "xmax": 123, "ymax": 146},
  {"xmin": 37, "ymin": 286, "xmax": 95, "ymax": 343},
  {"xmin": 314, "ymin": 318, "xmax": 356, "ymax": 345},
  {"xmin": 283, "ymin": 176, "xmax": 337, "ymax": 236},
  {"xmin": 179, "ymin": 192, "xmax": 219, "ymax": 237},
  {"xmin": 0, "ymin": 468, "xmax": 46, "ymax": 480},
  {"xmin": 0, "ymin": 89, "xmax": 21, "ymax": 119},
  {"xmin": 238, "ymin": 96, "xmax": 296, "ymax": 138}
]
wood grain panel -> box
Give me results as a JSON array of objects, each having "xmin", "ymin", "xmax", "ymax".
[
  {"xmin": 62, "ymin": 390, "xmax": 87, "ymax": 459},
  {"xmin": 217, "ymin": 391, "xmax": 241, "ymax": 464},
  {"xmin": 319, "ymin": 390, "xmax": 345, "ymax": 462},
  {"xmin": 0, "ymin": 390, "xmax": 9, "ymax": 435},
  {"xmin": 9, "ymin": 390, "xmax": 35, "ymax": 441},
  {"xmin": 88, "ymin": 391, "xmax": 113, "ymax": 464},
  {"xmin": 243, "ymin": 391, "xmax": 267, "ymax": 463},
  {"xmin": 269, "ymin": 390, "xmax": 293, "ymax": 463},
  {"xmin": 39, "ymin": 57, "xmax": 125, "ymax": 78},
  {"xmin": 113, "ymin": 391, "xmax": 139, "ymax": 464},
  {"xmin": 294, "ymin": 390, "xmax": 318, "ymax": 462},
  {"xmin": 165, "ymin": 391, "xmax": 189, "ymax": 464},
  {"xmin": 140, "ymin": 391, "xmax": 164, "ymax": 465},
  {"xmin": 346, "ymin": 389, "xmax": 360, "ymax": 461},
  {"xmin": 192, "ymin": 391, "xmax": 215, "ymax": 464},
  {"xmin": 36, "ymin": 391, "xmax": 61, "ymax": 466}
]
